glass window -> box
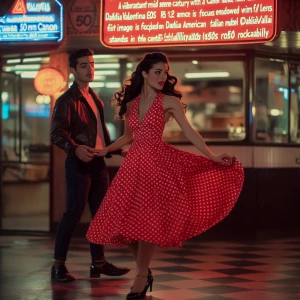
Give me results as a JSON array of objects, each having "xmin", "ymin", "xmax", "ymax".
[
  {"xmin": 290, "ymin": 63, "xmax": 300, "ymax": 143},
  {"xmin": 1, "ymin": 57, "xmax": 51, "ymax": 232},
  {"xmin": 127, "ymin": 58, "xmax": 246, "ymax": 143},
  {"xmin": 254, "ymin": 58, "xmax": 289, "ymax": 143},
  {"xmin": 2, "ymin": 56, "xmax": 51, "ymax": 164}
]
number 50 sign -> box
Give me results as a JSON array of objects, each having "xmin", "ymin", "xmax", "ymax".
[{"xmin": 68, "ymin": 0, "xmax": 98, "ymax": 35}]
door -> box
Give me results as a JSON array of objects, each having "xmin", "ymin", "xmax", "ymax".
[{"xmin": 0, "ymin": 71, "xmax": 50, "ymax": 232}]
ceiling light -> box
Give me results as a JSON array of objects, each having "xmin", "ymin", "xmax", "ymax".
[
  {"xmin": 18, "ymin": 71, "xmax": 38, "ymax": 78},
  {"xmin": 95, "ymin": 70, "xmax": 117, "ymax": 75},
  {"xmin": 94, "ymin": 63, "xmax": 120, "ymax": 69},
  {"xmin": 93, "ymin": 54, "xmax": 127, "ymax": 59},
  {"xmin": 23, "ymin": 57, "xmax": 46, "ymax": 63},
  {"xmin": 105, "ymin": 82, "xmax": 121, "ymax": 88},
  {"xmin": 93, "ymin": 55, "xmax": 115, "ymax": 59},
  {"xmin": 6, "ymin": 59, "xmax": 21, "ymax": 64},
  {"xmin": 185, "ymin": 72, "xmax": 230, "ymax": 78},
  {"xmin": 12, "ymin": 64, "xmax": 41, "ymax": 70},
  {"xmin": 89, "ymin": 82, "xmax": 105, "ymax": 88},
  {"xmin": 94, "ymin": 75, "xmax": 105, "ymax": 80}
]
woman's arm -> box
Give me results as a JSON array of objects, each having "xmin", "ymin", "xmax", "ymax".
[
  {"xmin": 94, "ymin": 103, "xmax": 134, "ymax": 156},
  {"xmin": 164, "ymin": 96, "xmax": 233, "ymax": 164}
]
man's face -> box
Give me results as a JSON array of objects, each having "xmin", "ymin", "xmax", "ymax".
[{"xmin": 71, "ymin": 55, "xmax": 94, "ymax": 83}]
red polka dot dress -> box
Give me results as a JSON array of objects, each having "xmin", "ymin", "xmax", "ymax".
[{"xmin": 87, "ymin": 92, "xmax": 244, "ymax": 248}]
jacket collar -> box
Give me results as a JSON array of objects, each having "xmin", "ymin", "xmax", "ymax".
[{"xmin": 70, "ymin": 81, "xmax": 96, "ymax": 100}]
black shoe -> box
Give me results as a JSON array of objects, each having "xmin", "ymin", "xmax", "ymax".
[
  {"xmin": 51, "ymin": 265, "xmax": 75, "ymax": 282},
  {"xmin": 126, "ymin": 275, "xmax": 153, "ymax": 299},
  {"xmin": 147, "ymin": 268, "xmax": 153, "ymax": 281},
  {"xmin": 90, "ymin": 261, "xmax": 130, "ymax": 278},
  {"xmin": 131, "ymin": 269, "xmax": 153, "ymax": 290}
]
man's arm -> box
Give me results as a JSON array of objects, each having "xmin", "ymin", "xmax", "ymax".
[{"xmin": 51, "ymin": 97, "xmax": 78, "ymax": 157}]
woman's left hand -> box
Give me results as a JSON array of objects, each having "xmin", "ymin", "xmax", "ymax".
[
  {"xmin": 121, "ymin": 149, "xmax": 129, "ymax": 157},
  {"xmin": 211, "ymin": 153, "xmax": 235, "ymax": 165},
  {"xmin": 93, "ymin": 147, "xmax": 108, "ymax": 157}
]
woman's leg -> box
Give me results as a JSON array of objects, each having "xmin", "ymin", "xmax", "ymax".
[
  {"xmin": 131, "ymin": 241, "xmax": 156, "ymax": 293},
  {"xmin": 128, "ymin": 242, "xmax": 139, "ymax": 264}
]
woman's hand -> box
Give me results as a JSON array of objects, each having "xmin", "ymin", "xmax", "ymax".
[
  {"xmin": 93, "ymin": 147, "xmax": 108, "ymax": 157},
  {"xmin": 211, "ymin": 153, "xmax": 235, "ymax": 165},
  {"xmin": 121, "ymin": 149, "xmax": 129, "ymax": 157}
]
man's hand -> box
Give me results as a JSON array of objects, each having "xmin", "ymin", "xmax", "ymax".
[{"xmin": 75, "ymin": 145, "xmax": 95, "ymax": 162}]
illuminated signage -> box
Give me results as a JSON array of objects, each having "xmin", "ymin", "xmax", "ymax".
[
  {"xmin": 34, "ymin": 68, "xmax": 64, "ymax": 95},
  {"xmin": 100, "ymin": 0, "xmax": 277, "ymax": 48},
  {"xmin": 68, "ymin": 0, "xmax": 98, "ymax": 35},
  {"xmin": 0, "ymin": 0, "xmax": 63, "ymax": 43},
  {"xmin": 25, "ymin": 103, "xmax": 50, "ymax": 118}
]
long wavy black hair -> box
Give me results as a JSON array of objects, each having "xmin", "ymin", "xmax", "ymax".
[{"xmin": 113, "ymin": 52, "xmax": 183, "ymax": 119}]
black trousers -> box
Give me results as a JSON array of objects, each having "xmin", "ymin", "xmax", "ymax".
[{"xmin": 54, "ymin": 156, "xmax": 109, "ymax": 262}]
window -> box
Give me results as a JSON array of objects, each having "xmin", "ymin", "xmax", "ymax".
[
  {"xmin": 127, "ymin": 58, "xmax": 246, "ymax": 143},
  {"xmin": 290, "ymin": 63, "xmax": 300, "ymax": 143},
  {"xmin": 254, "ymin": 58, "xmax": 289, "ymax": 143},
  {"xmin": 1, "ymin": 56, "xmax": 51, "ymax": 164},
  {"xmin": 164, "ymin": 60, "xmax": 245, "ymax": 142}
]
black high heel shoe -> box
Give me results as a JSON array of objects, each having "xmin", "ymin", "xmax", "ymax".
[
  {"xmin": 148, "ymin": 268, "xmax": 153, "ymax": 281},
  {"xmin": 126, "ymin": 275, "xmax": 153, "ymax": 299},
  {"xmin": 130, "ymin": 268, "xmax": 153, "ymax": 290}
]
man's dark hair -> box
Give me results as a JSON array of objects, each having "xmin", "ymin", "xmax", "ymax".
[{"xmin": 68, "ymin": 48, "xmax": 94, "ymax": 69}]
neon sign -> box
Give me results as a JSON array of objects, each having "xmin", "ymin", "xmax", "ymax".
[
  {"xmin": 12, "ymin": 0, "xmax": 27, "ymax": 14},
  {"xmin": 0, "ymin": 0, "xmax": 63, "ymax": 43},
  {"xmin": 100, "ymin": 0, "xmax": 277, "ymax": 48},
  {"xmin": 34, "ymin": 68, "xmax": 65, "ymax": 95}
]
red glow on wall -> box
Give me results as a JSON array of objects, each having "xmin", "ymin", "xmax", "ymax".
[
  {"xmin": 100, "ymin": 0, "xmax": 277, "ymax": 48},
  {"xmin": 34, "ymin": 68, "xmax": 64, "ymax": 95}
]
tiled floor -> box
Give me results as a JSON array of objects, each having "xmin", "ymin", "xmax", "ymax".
[{"xmin": 1, "ymin": 235, "xmax": 300, "ymax": 299}]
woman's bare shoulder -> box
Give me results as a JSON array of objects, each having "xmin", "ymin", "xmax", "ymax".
[{"xmin": 162, "ymin": 94, "xmax": 183, "ymax": 109}]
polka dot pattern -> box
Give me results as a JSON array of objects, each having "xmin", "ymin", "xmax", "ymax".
[{"xmin": 87, "ymin": 92, "xmax": 244, "ymax": 248}]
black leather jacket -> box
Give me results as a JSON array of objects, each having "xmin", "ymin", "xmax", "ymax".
[{"xmin": 51, "ymin": 82, "xmax": 115, "ymax": 158}]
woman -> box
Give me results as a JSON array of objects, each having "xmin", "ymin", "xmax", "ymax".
[{"xmin": 87, "ymin": 52, "xmax": 244, "ymax": 299}]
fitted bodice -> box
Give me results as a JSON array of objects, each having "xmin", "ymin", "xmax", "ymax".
[{"xmin": 128, "ymin": 92, "xmax": 165, "ymax": 145}]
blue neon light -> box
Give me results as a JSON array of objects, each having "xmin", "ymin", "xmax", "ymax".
[
  {"xmin": 2, "ymin": 103, "xmax": 10, "ymax": 120},
  {"xmin": 25, "ymin": 103, "xmax": 50, "ymax": 118},
  {"xmin": 0, "ymin": 0, "xmax": 63, "ymax": 43}
]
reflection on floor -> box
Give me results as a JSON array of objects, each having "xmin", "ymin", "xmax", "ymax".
[{"xmin": 1, "ymin": 235, "xmax": 300, "ymax": 299}]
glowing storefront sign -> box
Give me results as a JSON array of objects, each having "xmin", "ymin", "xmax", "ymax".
[
  {"xmin": 100, "ymin": 0, "xmax": 277, "ymax": 48},
  {"xmin": 0, "ymin": 0, "xmax": 63, "ymax": 43},
  {"xmin": 34, "ymin": 68, "xmax": 64, "ymax": 95}
]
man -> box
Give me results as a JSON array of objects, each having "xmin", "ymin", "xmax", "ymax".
[{"xmin": 50, "ymin": 48, "xmax": 129, "ymax": 282}]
